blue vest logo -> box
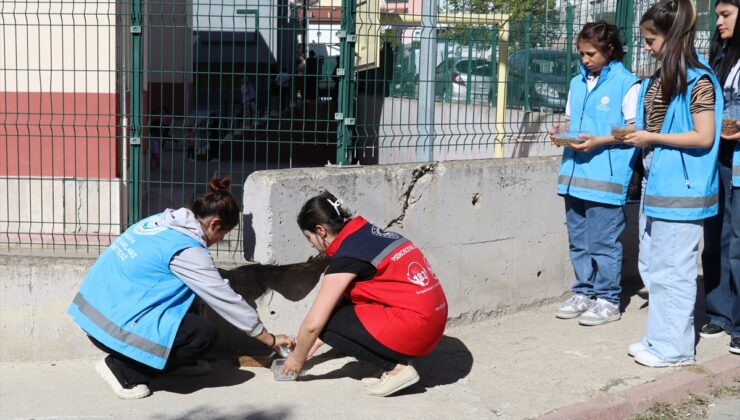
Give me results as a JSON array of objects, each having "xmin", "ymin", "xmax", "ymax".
[
  {"xmin": 133, "ymin": 219, "xmax": 166, "ymax": 236},
  {"xmin": 596, "ymin": 95, "xmax": 611, "ymax": 112}
]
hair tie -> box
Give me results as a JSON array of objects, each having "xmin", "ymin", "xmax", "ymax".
[{"xmin": 326, "ymin": 198, "xmax": 344, "ymax": 217}]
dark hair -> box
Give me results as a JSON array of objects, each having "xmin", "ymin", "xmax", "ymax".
[
  {"xmin": 710, "ymin": 0, "xmax": 740, "ymax": 85},
  {"xmin": 577, "ymin": 20, "xmax": 625, "ymax": 62},
  {"xmin": 297, "ymin": 191, "xmax": 352, "ymax": 235},
  {"xmin": 190, "ymin": 176, "xmax": 240, "ymax": 231},
  {"xmin": 640, "ymin": 0, "xmax": 710, "ymax": 101}
]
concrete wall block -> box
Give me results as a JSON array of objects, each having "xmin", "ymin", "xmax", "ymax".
[
  {"xmin": 0, "ymin": 255, "xmax": 99, "ymax": 361},
  {"xmin": 242, "ymin": 157, "xmax": 573, "ymax": 320}
]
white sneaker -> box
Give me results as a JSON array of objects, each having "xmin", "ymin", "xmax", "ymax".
[
  {"xmin": 627, "ymin": 341, "xmax": 646, "ymax": 357},
  {"xmin": 366, "ymin": 365, "xmax": 420, "ymax": 397},
  {"xmin": 578, "ymin": 298, "xmax": 621, "ymax": 326},
  {"xmin": 360, "ymin": 377, "xmax": 381, "ymax": 387},
  {"xmin": 95, "ymin": 358, "xmax": 151, "ymax": 400},
  {"xmin": 556, "ymin": 294, "xmax": 594, "ymax": 319},
  {"xmin": 634, "ymin": 351, "xmax": 695, "ymax": 368}
]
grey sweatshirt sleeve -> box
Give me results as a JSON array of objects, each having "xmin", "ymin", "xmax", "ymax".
[{"xmin": 170, "ymin": 247, "xmax": 264, "ymax": 337}]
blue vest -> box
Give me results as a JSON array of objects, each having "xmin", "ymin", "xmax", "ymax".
[
  {"xmin": 557, "ymin": 61, "xmax": 640, "ymax": 205},
  {"xmin": 67, "ymin": 215, "xmax": 203, "ymax": 369},
  {"xmin": 635, "ymin": 66, "xmax": 723, "ymax": 220}
]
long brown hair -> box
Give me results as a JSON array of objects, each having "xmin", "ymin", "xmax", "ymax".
[{"xmin": 640, "ymin": 0, "xmax": 710, "ymax": 100}]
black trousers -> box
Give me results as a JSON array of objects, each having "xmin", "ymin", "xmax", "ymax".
[
  {"xmin": 89, "ymin": 313, "xmax": 218, "ymax": 387},
  {"xmin": 320, "ymin": 301, "xmax": 411, "ymax": 371}
]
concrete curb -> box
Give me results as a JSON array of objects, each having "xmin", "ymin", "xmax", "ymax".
[{"xmin": 540, "ymin": 354, "xmax": 740, "ymax": 420}]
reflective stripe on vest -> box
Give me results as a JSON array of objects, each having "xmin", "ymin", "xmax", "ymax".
[
  {"xmin": 644, "ymin": 193, "xmax": 719, "ymax": 209},
  {"xmin": 371, "ymin": 237, "xmax": 409, "ymax": 267},
  {"xmin": 558, "ymin": 175, "xmax": 624, "ymax": 195},
  {"xmin": 73, "ymin": 293, "xmax": 169, "ymax": 359}
]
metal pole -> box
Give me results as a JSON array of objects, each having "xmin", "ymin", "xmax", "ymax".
[
  {"xmin": 335, "ymin": 0, "xmax": 357, "ymax": 165},
  {"xmin": 416, "ymin": 0, "xmax": 438, "ymax": 162},
  {"xmin": 523, "ymin": 15, "xmax": 531, "ymax": 112},
  {"xmin": 128, "ymin": 0, "xmax": 143, "ymax": 225},
  {"xmin": 615, "ymin": 0, "xmax": 634, "ymax": 71}
]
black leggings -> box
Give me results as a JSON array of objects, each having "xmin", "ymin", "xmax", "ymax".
[
  {"xmin": 89, "ymin": 312, "xmax": 218, "ymax": 387},
  {"xmin": 320, "ymin": 301, "xmax": 411, "ymax": 372}
]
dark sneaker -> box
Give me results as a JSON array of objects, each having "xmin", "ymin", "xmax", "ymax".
[
  {"xmin": 730, "ymin": 337, "xmax": 740, "ymax": 355},
  {"xmin": 699, "ymin": 323, "xmax": 727, "ymax": 338}
]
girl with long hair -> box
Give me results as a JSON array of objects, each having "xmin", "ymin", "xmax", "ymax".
[{"xmin": 624, "ymin": 0, "xmax": 724, "ymax": 367}]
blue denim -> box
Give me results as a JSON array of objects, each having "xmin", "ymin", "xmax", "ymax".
[
  {"xmin": 638, "ymin": 210, "xmax": 702, "ymax": 362},
  {"xmin": 701, "ymin": 160, "xmax": 735, "ymax": 333},
  {"xmin": 730, "ymin": 183, "xmax": 740, "ymax": 339},
  {"xmin": 564, "ymin": 195, "xmax": 626, "ymax": 305}
]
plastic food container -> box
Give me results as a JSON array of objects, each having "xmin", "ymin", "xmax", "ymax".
[
  {"xmin": 271, "ymin": 358, "xmax": 298, "ymax": 381},
  {"xmin": 552, "ymin": 133, "xmax": 584, "ymax": 147},
  {"xmin": 611, "ymin": 125, "xmax": 636, "ymax": 141}
]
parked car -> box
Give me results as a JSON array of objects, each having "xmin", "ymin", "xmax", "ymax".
[
  {"xmin": 506, "ymin": 49, "xmax": 579, "ymax": 112},
  {"xmin": 435, "ymin": 57, "xmax": 494, "ymax": 104}
]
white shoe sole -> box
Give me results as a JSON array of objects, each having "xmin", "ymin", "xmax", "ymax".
[
  {"xmin": 95, "ymin": 359, "xmax": 152, "ymax": 400},
  {"xmin": 730, "ymin": 346, "xmax": 740, "ymax": 355},
  {"xmin": 634, "ymin": 352, "xmax": 695, "ymax": 368},
  {"xmin": 578, "ymin": 313, "xmax": 621, "ymax": 326},
  {"xmin": 555, "ymin": 311, "xmax": 585, "ymax": 319}
]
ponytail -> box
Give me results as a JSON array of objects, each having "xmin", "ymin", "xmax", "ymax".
[
  {"xmin": 190, "ymin": 176, "xmax": 240, "ymax": 231},
  {"xmin": 297, "ymin": 191, "xmax": 352, "ymax": 235}
]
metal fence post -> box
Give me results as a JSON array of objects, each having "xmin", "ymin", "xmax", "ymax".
[
  {"xmin": 615, "ymin": 0, "xmax": 635, "ymax": 71},
  {"xmin": 523, "ymin": 15, "xmax": 531, "ymax": 112},
  {"xmin": 565, "ymin": 4, "xmax": 574, "ymax": 102},
  {"xmin": 128, "ymin": 0, "xmax": 143, "ymax": 225},
  {"xmin": 416, "ymin": 0, "xmax": 438, "ymax": 162},
  {"xmin": 336, "ymin": 0, "xmax": 357, "ymax": 165},
  {"xmin": 490, "ymin": 26, "xmax": 499, "ymax": 106}
]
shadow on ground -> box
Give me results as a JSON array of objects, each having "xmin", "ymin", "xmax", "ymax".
[
  {"xmin": 150, "ymin": 359, "xmax": 255, "ymax": 395},
  {"xmin": 297, "ymin": 335, "xmax": 474, "ymax": 396}
]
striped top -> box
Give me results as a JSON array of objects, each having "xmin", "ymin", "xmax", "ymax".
[{"xmin": 644, "ymin": 76, "xmax": 715, "ymax": 133}]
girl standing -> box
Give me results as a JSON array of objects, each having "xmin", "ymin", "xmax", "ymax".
[
  {"xmin": 624, "ymin": 0, "xmax": 723, "ymax": 367},
  {"xmin": 550, "ymin": 21, "xmax": 640, "ymax": 326}
]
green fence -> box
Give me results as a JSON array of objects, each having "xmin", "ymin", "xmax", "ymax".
[{"xmin": 0, "ymin": 0, "xmax": 718, "ymax": 254}]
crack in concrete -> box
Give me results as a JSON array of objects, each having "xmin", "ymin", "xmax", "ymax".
[{"xmin": 385, "ymin": 163, "xmax": 437, "ymax": 229}]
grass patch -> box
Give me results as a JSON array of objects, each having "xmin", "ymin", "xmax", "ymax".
[
  {"xmin": 601, "ymin": 378, "xmax": 626, "ymax": 392},
  {"xmin": 632, "ymin": 381, "xmax": 740, "ymax": 420},
  {"xmin": 685, "ymin": 365, "xmax": 712, "ymax": 375}
]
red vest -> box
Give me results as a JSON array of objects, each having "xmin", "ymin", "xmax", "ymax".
[{"xmin": 326, "ymin": 217, "xmax": 448, "ymax": 356}]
